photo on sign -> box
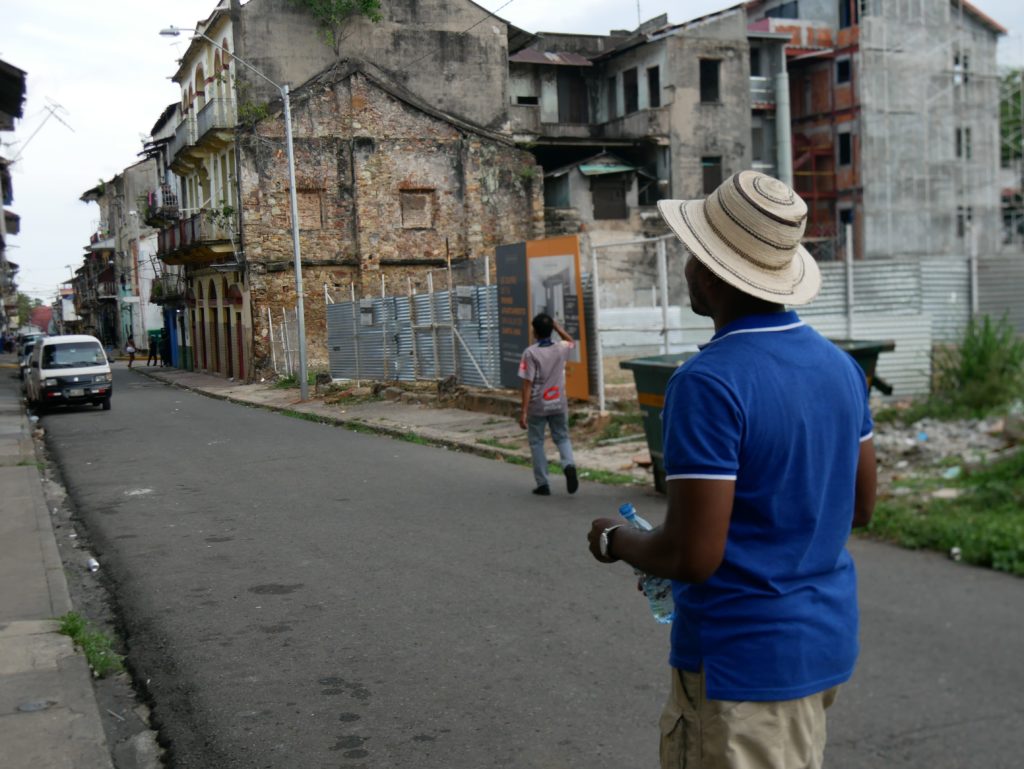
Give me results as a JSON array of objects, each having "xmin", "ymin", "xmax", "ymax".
[{"xmin": 529, "ymin": 253, "xmax": 580, "ymax": 363}]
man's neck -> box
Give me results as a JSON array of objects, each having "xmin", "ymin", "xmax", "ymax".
[{"xmin": 712, "ymin": 301, "xmax": 787, "ymax": 332}]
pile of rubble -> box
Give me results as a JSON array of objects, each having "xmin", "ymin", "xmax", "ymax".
[{"xmin": 873, "ymin": 407, "xmax": 1023, "ymax": 496}]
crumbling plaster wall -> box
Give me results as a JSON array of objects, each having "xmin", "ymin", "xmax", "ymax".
[
  {"xmin": 238, "ymin": 72, "xmax": 541, "ymax": 376},
  {"xmin": 233, "ymin": 0, "xmax": 510, "ymax": 131},
  {"xmin": 666, "ymin": 13, "xmax": 752, "ymax": 199}
]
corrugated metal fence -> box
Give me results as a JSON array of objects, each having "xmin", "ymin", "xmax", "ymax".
[
  {"xmin": 326, "ymin": 287, "xmax": 500, "ymax": 388},
  {"xmin": 323, "ymin": 250, "xmax": 1020, "ymax": 399}
]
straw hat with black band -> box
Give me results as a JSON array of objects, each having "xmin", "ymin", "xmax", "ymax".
[{"xmin": 657, "ymin": 170, "xmax": 822, "ymax": 306}]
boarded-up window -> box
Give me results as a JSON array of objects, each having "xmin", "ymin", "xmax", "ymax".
[
  {"xmin": 591, "ymin": 176, "xmax": 628, "ymax": 220},
  {"xmin": 296, "ymin": 191, "xmax": 323, "ymax": 229},
  {"xmin": 623, "ymin": 68, "xmax": 639, "ymax": 114},
  {"xmin": 400, "ymin": 189, "xmax": 434, "ymax": 228},
  {"xmin": 700, "ymin": 60, "xmax": 720, "ymax": 103},
  {"xmin": 647, "ymin": 66, "xmax": 661, "ymax": 108},
  {"xmin": 702, "ymin": 157, "xmax": 723, "ymax": 194},
  {"xmin": 557, "ymin": 69, "xmax": 590, "ymax": 123}
]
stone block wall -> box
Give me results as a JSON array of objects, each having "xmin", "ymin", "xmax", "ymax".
[{"xmin": 238, "ymin": 70, "xmax": 542, "ymax": 377}]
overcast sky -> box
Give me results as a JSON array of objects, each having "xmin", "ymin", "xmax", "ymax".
[{"xmin": 2, "ymin": 0, "xmax": 1022, "ymax": 302}]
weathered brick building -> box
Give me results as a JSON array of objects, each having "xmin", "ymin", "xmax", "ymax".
[
  {"xmin": 238, "ymin": 63, "xmax": 542, "ymax": 375},
  {"xmin": 150, "ymin": 0, "xmax": 541, "ymax": 381}
]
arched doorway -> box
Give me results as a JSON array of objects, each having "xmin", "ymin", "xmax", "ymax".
[
  {"xmin": 195, "ymin": 281, "xmax": 207, "ymax": 370},
  {"xmin": 221, "ymin": 277, "xmax": 233, "ymax": 379},
  {"xmin": 208, "ymin": 278, "xmax": 220, "ymax": 374}
]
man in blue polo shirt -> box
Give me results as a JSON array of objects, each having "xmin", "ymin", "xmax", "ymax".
[{"xmin": 588, "ymin": 171, "xmax": 876, "ymax": 769}]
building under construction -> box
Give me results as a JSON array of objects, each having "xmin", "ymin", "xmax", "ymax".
[{"xmin": 747, "ymin": 0, "xmax": 1005, "ymax": 260}]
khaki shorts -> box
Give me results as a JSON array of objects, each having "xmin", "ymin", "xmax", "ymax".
[{"xmin": 659, "ymin": 668, "xmax": 838, "ymax": 769}]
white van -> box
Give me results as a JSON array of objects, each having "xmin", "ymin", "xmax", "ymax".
[{"xmin": 26, "ymin": 334, "xmax": 113, "ymax": 412}]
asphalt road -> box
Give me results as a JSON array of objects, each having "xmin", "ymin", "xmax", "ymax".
[{"xmin": 40, "ymin": 366, "xmax": 1024, "ymax": 769}]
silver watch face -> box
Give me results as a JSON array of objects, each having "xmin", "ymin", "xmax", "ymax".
[{"xmin": 600, "ymin": 529, "xmax": 612, "ymax": 557}]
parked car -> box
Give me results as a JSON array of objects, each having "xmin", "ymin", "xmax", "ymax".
[
  {"xmin": 16, "ymin": 332, "xmax": 45, "ymax": 358},
  {"xmin": 19, "ymin": 338, "xmax": 38, "ymax": 382},
  {"xmin": 26, "ymin": 334, "xmax": 113, "ymax": 412}
]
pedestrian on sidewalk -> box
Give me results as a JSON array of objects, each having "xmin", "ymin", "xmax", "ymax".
[
  {"xmin": 518, "ymin": 313, "xmax": 578, "ymax": 496},
  {"xmin": 147, "ymin": 337, "xmax": 159, "ymax": 367},
  {"xmin": 125, "ymin": 335, "xmax": 136, "ymax": 368},
  {"xmin": 587, "ymin": 171, "xmax": 877, "ymax": 769},
  {"xmin": 160, "ymin": 329, "xmax": 171, "ymax": 367}
]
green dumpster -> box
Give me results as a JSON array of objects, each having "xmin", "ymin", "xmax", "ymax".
[
  {"xmin": 829, "ymin": 339, "xmax": 896, "ymax": 394},
  {"xmin": 620, "ymin": 339, "xmax": 895, "ymax": 493},
  {"xmin": 619, "ymin": 352, "xmax": 698, "ymax": 493}
]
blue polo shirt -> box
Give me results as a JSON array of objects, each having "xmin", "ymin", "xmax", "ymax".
[{"xmin": 662, "ymin": 311, "xmax": 872, "ymax": 701}]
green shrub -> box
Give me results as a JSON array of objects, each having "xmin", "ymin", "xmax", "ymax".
[{"xmin": 926, "ymin": 314, "xmax": 1024, "ymax": 419}]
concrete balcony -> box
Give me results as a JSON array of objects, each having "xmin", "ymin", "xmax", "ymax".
[
  {"xmin": 750, "ymin": 76, "xmax": 775, "ymax": 108},
  {"xmin": 157, "ymin": 212, "xmax": 235, "ymax": 266},
  {"xmin": 168, "ymin": 115, "xmax": 198, "ymax": 172},
  {"xmin": 600, "ymin": 107, "xmax": 670, "ymax": 141},
  {"xmin": 195, "ymin": 98, "xmax": 236, "ymax": 149},
  {"xmin": 150, "ymin": 272, "xmax": 187, "ymax": 305}
]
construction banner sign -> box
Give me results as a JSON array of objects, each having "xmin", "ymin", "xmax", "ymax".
[{"xmin": 496, "ymin": 234, "xmax": 589, "ymax": 400}]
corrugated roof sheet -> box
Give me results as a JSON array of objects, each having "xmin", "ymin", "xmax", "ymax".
[
  {"xmin": 509, "ymin": 49, "xmax": 593, "ymax": 67},
  {"xmin": 579, "ymin": 164, "xmax": 636, "ymax": 176}
]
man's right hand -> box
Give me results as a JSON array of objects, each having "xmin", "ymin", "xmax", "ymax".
[{"xmin": 518, "ymin": 413, "xmax": 528, "ymax": 429}]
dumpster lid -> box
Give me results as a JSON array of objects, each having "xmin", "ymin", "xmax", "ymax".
[
  {"xmin": 829, "ymin": 339, "xmax": 896, "ymax": 355},
  {"xmin": 619, "ymin": 351, "xmax": 699, "ymax": 372}
]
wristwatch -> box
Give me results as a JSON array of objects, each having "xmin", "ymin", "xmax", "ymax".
[{"xmin": 600, "ymin": 524, "xmax": 624, "ymax": 560}]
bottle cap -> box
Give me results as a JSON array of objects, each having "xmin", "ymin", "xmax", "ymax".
[{"xmin": 619, "ymin": 502, "xmax": 635, "ymax": 517}]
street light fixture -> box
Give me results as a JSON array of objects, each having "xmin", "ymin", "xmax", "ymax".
[{"xmin": 160, "ymin": 25, "xmax": 309, "ymax": 400}]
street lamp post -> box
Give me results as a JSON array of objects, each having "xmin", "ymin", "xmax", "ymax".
[{"xmin": 160, "ymin": 26, "xmax": 309, "ymax": 399}]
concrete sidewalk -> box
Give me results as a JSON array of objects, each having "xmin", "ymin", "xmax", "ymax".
[{"xmin": 0, "ymin": 359, "xmax": 113, "ymax": 769}]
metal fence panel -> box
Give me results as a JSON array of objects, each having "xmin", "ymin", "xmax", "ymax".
[
  {"xmin": 328, "ymin": 287, "xmax": 502, "ymax": 388},
  {"xmin": 920, "ymin": 258, "xmax": 972, "ymax": 343},
  {"xmin": 978, "ymin": 256, "xmax": 1024, "ymax": 333},
  {"xmin": 807, "ymin": 313, "xmax": 933, "ymax": 396}
]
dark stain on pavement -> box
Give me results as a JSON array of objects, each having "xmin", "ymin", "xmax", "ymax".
[
  {"xmin": 205, "ymin": 535, "xmax": 233, "ymax": 543},
  {"xmin": 412, "ymin": 734, "xmax": 436, "ymax": 742},
  {"xmin": 249, "ymin": 583, "xmax": 304, "ymax": 595},
  {"xmin": 318, "ymin": 678, "xmax": 371, "ymax": 701},
  {"xmin": 114, "ymin": 534, "xmax": 138, "ymax": 539},
  {"xmin": 330, "ymin": 735, "xmax": 368, "ymax": 752},
  {"xmin": 260, "ymin": 623, "xmax": 293, "ymax": 634},
  {"xmin": 344, "ymin": 749, "xmax": 369, "ymax": 759},
  {"xmin": 338, "ymin": 712, "xmax": 361, "ymax": 722}
]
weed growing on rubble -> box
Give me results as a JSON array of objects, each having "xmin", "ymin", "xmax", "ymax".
[
  {"xmin": 58, "ymin": 612, "xmax": 124, "ymax": 678},
  {"xmin": 903, "ymin": 314, "xmax": 1024, "ymax": 421},
  {"xmin": 867, "ymin": 448, "xmax": 1024, "ymax": 576}
]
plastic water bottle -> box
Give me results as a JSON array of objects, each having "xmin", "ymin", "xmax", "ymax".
[{"xmin": 619, "ymin": 503, "xmax": 675, "ymax": 624}]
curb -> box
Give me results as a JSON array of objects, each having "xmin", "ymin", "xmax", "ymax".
[{"xmin": 0, "ymin": 393, "xmax": 114, "ymax": 768}]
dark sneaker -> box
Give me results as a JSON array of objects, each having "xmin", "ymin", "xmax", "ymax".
[
  {"xmin": 532, "ymin": 484, "xmax": 551, "ymax": 496},
  {"xmin": 564, "ymin": 465, "xmax": 579, "ymax": 494}
]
